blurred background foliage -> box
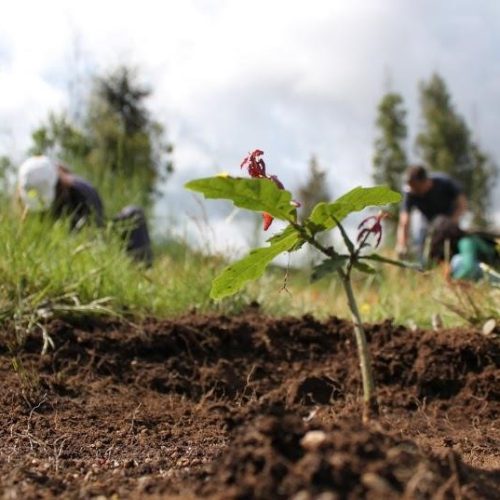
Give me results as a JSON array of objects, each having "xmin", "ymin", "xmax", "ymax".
[{"xmin": 27, "ymin": 65, "xmax": 173, "ymax": 211}]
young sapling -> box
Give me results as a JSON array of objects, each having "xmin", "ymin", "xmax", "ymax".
[{"xmin": 186, "ymin": 150, "xmax": 409, "ymax": 421}]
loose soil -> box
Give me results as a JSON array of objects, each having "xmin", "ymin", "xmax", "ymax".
[{"xmin": 0, "ymin": 310, "xmax": 499, "ymax": 499}]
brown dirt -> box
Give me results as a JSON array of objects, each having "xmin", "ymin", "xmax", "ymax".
[{"xmin": 0, "ymin": 311, "xmax": 499, "ymax": 499}]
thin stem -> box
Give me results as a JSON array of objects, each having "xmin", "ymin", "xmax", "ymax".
[
  {"xmin": 291, "ymin": 221, "xmax": 378, "ymax": 421},
  {"xmin": 338, "ymin": 268, "xmax": 378, "ymax": 422}
]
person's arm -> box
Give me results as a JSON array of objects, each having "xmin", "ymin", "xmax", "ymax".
[
  {"xmin": 14, "ymin": 185, "xmax": 28, "ymax": 221},
  {"xmin": 451, "ymin": 193, "xmax": 467, "ymax": 222},
  {"xmin": 396, "ymin": 210, "xmax": 410, "ymax": 256}
]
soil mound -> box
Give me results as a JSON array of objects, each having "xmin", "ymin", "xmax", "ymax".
[
  {"xmin": 12, "ymin": 313, "xmax": 499, "ymax": 413},
  {"xmin": 198, "ymin": 413, "xmax": 500, "ymax": 499}
]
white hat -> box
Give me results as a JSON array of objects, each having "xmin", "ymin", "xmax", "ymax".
[{"xmin": 18, "ymin": 156, "xmax": 58, "ymax": 211}]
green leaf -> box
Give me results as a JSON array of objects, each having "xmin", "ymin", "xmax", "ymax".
[
  {"xmin": 352, "ymin": 261, "xmax": 376, "ymax": 274},
  {"xmin": 360, "ymin": 254, "xmax": 421, "ymax": 269},
  {"xmin": 186, "ymin": 176, "xmax": 296, "ymax": 222},
  {"xmin": 311, "ymin": 256, "xmax": 348, "ymax": 282},
  {"xmin": 267, "ymin": 225, "xmax": 305, "ymax": 251},
  {"xmin": 307, "ymin": 186, "xmax": 401, "ymax": 235},
  {"xmin": 210, "ymin": 227, "xmax": 302, "ymax": 299}
]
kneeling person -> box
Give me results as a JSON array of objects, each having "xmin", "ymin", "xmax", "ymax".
[{"xmin": 18, "ymin": 156, "xmax": 153, "ymax": 265}]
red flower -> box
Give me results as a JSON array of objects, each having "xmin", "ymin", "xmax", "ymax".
[{"xmin": 357, "ymin": 211, "xmax": 389, "ymax": 248}]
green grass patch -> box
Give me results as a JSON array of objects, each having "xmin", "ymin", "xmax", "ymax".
[{"xmin": 271, "ymin": 263, "xmax": 499, "ymax": 328}]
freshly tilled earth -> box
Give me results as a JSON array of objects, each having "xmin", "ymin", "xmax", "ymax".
[{"xmin": 0, "ymin": 311, "xmax": 499, "ymax": 499}]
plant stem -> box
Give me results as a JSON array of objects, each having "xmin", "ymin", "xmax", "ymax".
[
  {"xmin": 338, "ymin": 268, "xmax": 378, "ymax": 422},
  {"xmin": 290, "ymin": 222, "xmax": 379, "ymax": 421}
]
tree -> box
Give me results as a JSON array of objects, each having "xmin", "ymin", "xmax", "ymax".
[
  {"xmin": 28, "ymin": 65, "xmax": 173, "ymax": 199},
  {"xmin": 96, "ymin": 66, "xmax": 150, "ymax": 136},
  {"xmin": 297, "ymin": 156, "xmax": 331, "ymax": 263},
  {"xmin": 372, "ymin": 92, "xmax": 407, "ymax": 195},
  {"xmin": 87, "ymin": 66, "xmax": 173, "ymax": 186},
  {"xmin": 298, "ymin": 155, "xmax": 330, "ymax": 220},
  {"xmin": 416, "ymin": 73, "xmax": 497, "ymax": 226}
]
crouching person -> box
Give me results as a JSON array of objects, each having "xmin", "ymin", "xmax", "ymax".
[{"xmin": 18, "ymin": 156, "xmax": 153, "ymax": 266}]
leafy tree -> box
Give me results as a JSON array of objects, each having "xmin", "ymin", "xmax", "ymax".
[
  {"xmin": 86, "ymin": 66, "xmax": 173, "ymax": 186},
  {"xmin": 416, "ymin": 73, "xmax": 497, "ymax": 226},
  {"xmin": 28, "ymin": 65, "xmax": 173, "ymax": 199},
  {"xmin": 372, "ymin": 92, "xmax": 407, "ymax": 194},
  {"xmin": 96, "ymin": 66, "xmax": 150, "ymax": 135},
  {"xmin": 298, "ymin": 155, "xmax": 330, "ymax": 220}
]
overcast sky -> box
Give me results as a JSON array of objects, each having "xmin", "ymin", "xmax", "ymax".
[{"xmin": 1, "ymin": 0, "xmax": 499, "ymax": 248}]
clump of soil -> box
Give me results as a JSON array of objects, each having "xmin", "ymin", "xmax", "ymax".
[
  {"xmin": 199, "ymin": 413, "xmax": 499, "ymax": 499},
  {"xmin": 0, "ymin": 312, "xmax": 498, "ymax": 498}
]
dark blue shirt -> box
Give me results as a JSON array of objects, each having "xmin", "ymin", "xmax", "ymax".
[
  {"xmin": 52, "ymin": 175, "xmax": 104, "ymax": 229},
  {"xmin": 402, "ymin": 173, "xmax": 462, "ymax": 222}
]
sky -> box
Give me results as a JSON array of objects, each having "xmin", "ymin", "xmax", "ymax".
[{"xmin": 1, "ymin": 0, "xmax": 499, "ymax": 250}]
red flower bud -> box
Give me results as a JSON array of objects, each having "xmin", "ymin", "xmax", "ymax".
[
  {"xmin": 240, "ymin": 149, "xmax": 300, "ymax": 231},
  {"xmin": 262, "ymin": 212, "xmax": 274, "ymax": 231},
  {"xmin": 241, "ymin": 149, "xmax": 266, "ymax": 178}
]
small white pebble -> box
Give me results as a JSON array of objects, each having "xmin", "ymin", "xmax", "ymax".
[
  {"xmin": 300, "ymin": 430, "xmax": 327, "ymax": 451},
  {"xmin": 361, "ymin": 472, "xmax": 395, "ymax": 493},
  {"xmin": 482, "ymin": 319, "xmax": 496, "ymax": 336}
]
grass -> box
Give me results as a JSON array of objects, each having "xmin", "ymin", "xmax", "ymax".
[
  {"xmin": 0, "ymin": 210, "xmax": 221, "ymax": 328},
  {"xmin": 267, "ymin": 263, "xmax": 499, "ymax": 328},
  {"xmin": 0, "ymin": 170, "xmax": 498, "ymax": 350}
]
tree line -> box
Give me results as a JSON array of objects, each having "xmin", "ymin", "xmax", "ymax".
[{"xmin": 1, "ymin": 67, "xmax": 496, "ymax": 229}]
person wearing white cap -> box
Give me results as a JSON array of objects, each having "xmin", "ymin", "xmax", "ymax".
[
  {"xmin": 18, "ymin": 156, "xmax": 104, "ymax": 229},
  {"xmin": 18, "ymin": 156, "xmax": 60, "ymax": 212},
  {"xmin": 17, "ymin": 156, "xmax": 152, "ymax": 265}
]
